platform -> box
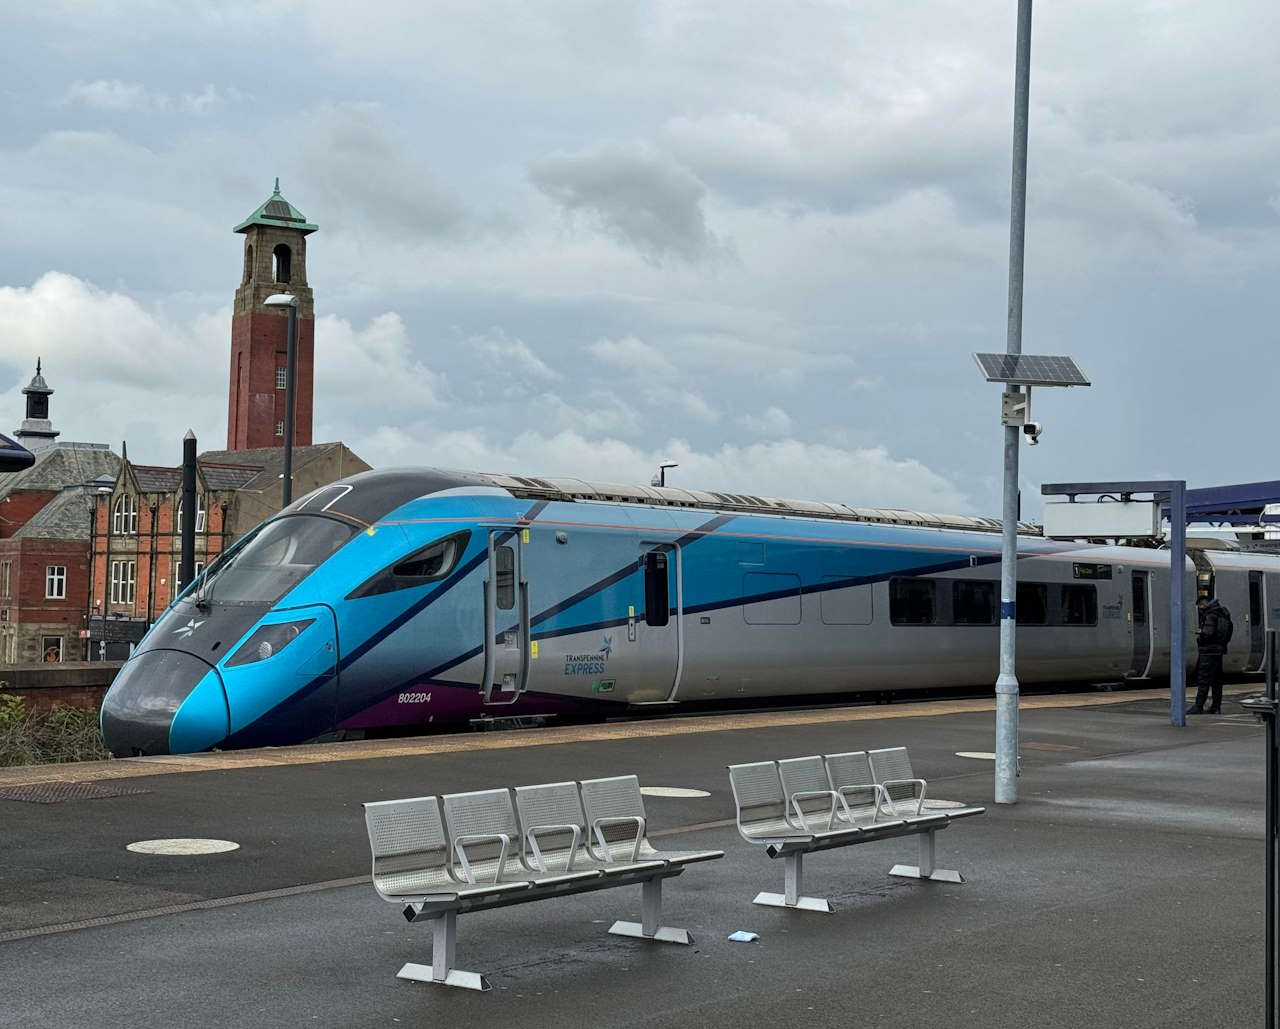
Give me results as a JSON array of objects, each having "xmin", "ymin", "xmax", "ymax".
[{"xmin": 0, "ymin": 687, "xmax": 1266, "ymax": 1028}]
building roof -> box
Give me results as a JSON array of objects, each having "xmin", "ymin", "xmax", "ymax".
[
  {"xmin": 12, "ymin": 484, "xmax": 95, "ymax": 540},
  {"xmin": 233, "ymin": 179, "xmax": 318, "ymax": 235},
  {"xmin": 199, "ymin": 442, "xmax": 346, "ymax": 492},
  {"xmin": 22, "ymin": 359, "xmax": 52, "ymax": 397},
  {"xmin": 0, "ymin": 443, "xmax": 119, "ymax": 501},
  {"xmin": 130, "ymin": 464, "xmax": 183, "ymax": 492}
]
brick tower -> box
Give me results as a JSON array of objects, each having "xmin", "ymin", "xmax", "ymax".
[{"xmin": 227, "ymin": 179, "xmax": 318, "ymax": 451}]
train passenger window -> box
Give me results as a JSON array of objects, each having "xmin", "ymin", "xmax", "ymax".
[
  {"xmin": 890, "ymin": 578, "xmax": 936, "ymax": 625},
  {"xmin": 495, "ymin": 545, "xmax": 515, "ymax": 610},
  {"xmin": 1059, "ymin": 584, "xmax": 1097, "ymax": 626},
  {"xmin": 952, "ymin": 581, "xmax": 996, "ymax": 625},
  {"xmin": 643, "ymin": 550, "xmax": 669, "ymax": 627},
  {"xmin": 1016, "ymin": 583, "xmax": 1047, "ymax": 625},
  {"xmin": 346, "ymin": 531, "xmax": 471, "ymax": 599}
]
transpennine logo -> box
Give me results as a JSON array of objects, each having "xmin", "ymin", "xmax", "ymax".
[
  {"xmin": 172, "ymin": 618, "xmax": 205, "ymax": 640},
  {"xmin": 564, "ymin": 634, "xmax": 612, "ymax": 676}
]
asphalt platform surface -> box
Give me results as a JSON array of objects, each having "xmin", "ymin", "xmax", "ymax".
[{"xmin": 0, "ymin": 689, "xmax": 1266, "ymax": 1028}]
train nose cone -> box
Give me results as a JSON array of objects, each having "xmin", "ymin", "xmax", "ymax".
[{"xmin": 100, "ymin": 650, "xmax": 229, "ymax": 757}]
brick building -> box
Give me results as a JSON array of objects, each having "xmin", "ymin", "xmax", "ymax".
[
  {"xmin": 0, "ymin": 363, "xmax": 120, "ymax": 663},
  {"xmin": 87, "ymin": 442, "xmax": 367, "ymax": 656},
  {"xmin": 228, "ymin": 180, "xmax": 317, "ymax": 451}
]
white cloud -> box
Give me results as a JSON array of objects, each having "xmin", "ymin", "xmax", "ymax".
[
  {"xmin": 585, "ymin": 335, "xmax": 677, "ymax": 377},
  {"xmin": 356, "ymin": 427, "xmax": 968, "ymax": 514},
  {"xmin": 470, "ymin": 329, "xmax": 560, "ymax": 381},
  {"xmin": 64, "ymin": 79, "xmax": 161, "ymax": 112},
  {"xmin": 739, "ymin": 405, "xmax": 792, "ymax": 436}
]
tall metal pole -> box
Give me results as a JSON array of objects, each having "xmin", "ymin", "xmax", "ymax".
[
  {"xmin": 179, "ymin": 430, "xmax": 196, "ymax": 592},
  {"xmin": 1169, "ymin": 482, "xmax": 1187, "ymax": 727},
  {"xmin": 282, "ymin": 300, "xmax": 298, "ymax": 507},
  {"xmin": 995, "ymin": 0, "xmax": 1033, "ymax": 805},
  {"xmin": 1267, "ymin": 630, "xmax": 1277, "ymax": 1029}
]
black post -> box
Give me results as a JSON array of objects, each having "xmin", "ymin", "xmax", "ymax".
[
  {"xmin": 180, "ymin": 430, "xmax": 196, "ymax": 592},
  {"xmin": 282, "ymin": 301, "xmax": 298, "ymax": 507}
]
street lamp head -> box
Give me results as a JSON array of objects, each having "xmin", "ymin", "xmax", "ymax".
[{"xmin": 263, "ymin": 293, "xmax": 298, "ymax": 308}]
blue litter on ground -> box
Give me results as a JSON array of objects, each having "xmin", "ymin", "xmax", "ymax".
[{"xmin": 727, "ymin": 931, "xmax": 759, "ymax": 943}]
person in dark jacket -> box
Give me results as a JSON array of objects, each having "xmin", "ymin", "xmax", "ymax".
[{"xmin": 1187, "ymin": 596, "xmax": 1230, "ymax": 715}]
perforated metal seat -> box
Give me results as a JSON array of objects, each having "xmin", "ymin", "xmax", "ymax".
[
  {"xmin": 823, "ymin": 751, "xmax": 903, "ymax": 828},
  {"xmin": 778, "ymin": 755, "xmax": 879, "ymax": 835},
  {"xmin": 442, "ymin": 788, "xmax": 600, "ymax": 888},
  {"xmin": 867, "ymin": 747, "xmax": 948, "ymax": 826},
  {"xmin": 578, "ymin": 775, "xmax": 724, "ymax": 866},
  {"xmin": 363, "ymin": 796, "xmax": 530, "ymax": 903},
  {"xmin": 513, "ymin": 781, "xmax": 665, "ymax": 876}
]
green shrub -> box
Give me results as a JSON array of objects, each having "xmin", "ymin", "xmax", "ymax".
[{"xmin": 0, "ymin": 684, "xmax": 109, "ymax": 766}]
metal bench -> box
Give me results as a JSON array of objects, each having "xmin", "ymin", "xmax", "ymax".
[
  {"xmin": 729, "ymin": 748, "xmax": 984, "ymax": 911},
  {"xmin": 363, "ymin": 778, "xmax": 723, "ymax": 991}
]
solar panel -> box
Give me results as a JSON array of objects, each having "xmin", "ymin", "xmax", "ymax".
[{"xmin": 973, "ymin": 353, "xmax": 1090, "ymax": 387}]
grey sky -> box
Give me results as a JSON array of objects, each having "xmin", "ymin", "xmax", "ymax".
[{"xmin": 1, "ymin": 2, "xmax": 1277, "ymax": 517}]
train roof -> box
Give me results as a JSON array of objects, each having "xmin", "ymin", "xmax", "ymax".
[{"xmin": 295, "ymin": 466, "xmax": 1043, "ymax": 537}]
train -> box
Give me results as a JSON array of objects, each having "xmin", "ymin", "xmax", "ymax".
[{"xmin": 99, "ymin": 467, "xmax": 1280, "ymax": 756}]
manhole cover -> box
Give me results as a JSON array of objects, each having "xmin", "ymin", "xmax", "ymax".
[
  {"xmin": 956, "ymin": 752, "xmax": 997, "ymax": 761},
  {"xmin": 127, "ymin": 839, "xmax": 240, "ymax": 856},
  {"xmin": 640, "ymin": 787, "xmax": 711, "ymax": 799},
  {"xmin": 0, "ymin": 782, "xmax": 151, "ymax": 804}
]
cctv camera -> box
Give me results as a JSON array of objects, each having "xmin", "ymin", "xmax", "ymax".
[{"xmin": 1023, "ymin": 421, "xmax": 1043, "ymax": 445}]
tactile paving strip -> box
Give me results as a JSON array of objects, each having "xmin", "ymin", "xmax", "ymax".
[{"xmin": 0, "ymin": 781, "xmax": 151, "ymax": 804}]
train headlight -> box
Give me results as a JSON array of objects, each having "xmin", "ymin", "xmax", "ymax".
[{"xmin": 226, "ymin": 619, "xmax": 315, "ymax": 667}]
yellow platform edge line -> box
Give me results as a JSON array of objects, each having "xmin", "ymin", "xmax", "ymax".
[{"xmin": 0, "ymin": 685, "xmax": 1251, "ymax": 788}]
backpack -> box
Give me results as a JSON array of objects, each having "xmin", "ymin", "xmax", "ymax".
[{"xmin": 1216, "ymin": 607, "xmax": 1233, "ymax": 647}]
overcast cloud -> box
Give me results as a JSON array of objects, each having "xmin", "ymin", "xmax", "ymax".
[{"xmin": 1, "ymin": 1, "xmax": 1277, "ymax": 516}]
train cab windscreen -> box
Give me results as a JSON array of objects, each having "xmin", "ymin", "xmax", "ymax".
[{"xmin": 201, "ymin": 515, "xmax": 356, "ymax": 606}]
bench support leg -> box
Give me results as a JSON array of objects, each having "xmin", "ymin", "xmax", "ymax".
[
  {"xmin": 609, "ymin": 877, "xmax": 693, "ymax": 945},
  {"xmin": 754, "ymin": 851, "xmax": 833, "ymax": 913},
  {"xmin": 397, "ymin": 911, "xmax": 491, "ymax": 991},
  {"xmin": 890, "ymin": 830, "xmax": 965, "ymax": 884}
]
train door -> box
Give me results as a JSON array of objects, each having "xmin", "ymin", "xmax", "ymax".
[
  {"xmin": 1128, "ymin": 571, "xmax": 1152, "ymax": 678},
  {"xmin": 481, "ymin": 528, "xmax": 529, "ymax": 705},
  {"xmin": 627, "ymin": 543, "xmax": 682, "ymax": 703},
  {"xmin": 1247, "ymin": 571, "xmax": 1265, "ymax": 672}
]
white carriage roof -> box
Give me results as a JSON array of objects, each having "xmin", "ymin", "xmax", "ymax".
[{"xmin": 480, "ymin": 472, "xmax": 1043, "ymax": 536}]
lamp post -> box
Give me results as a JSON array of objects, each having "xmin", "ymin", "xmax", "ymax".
[
  {"xmin": 651, "ymin": 462, "xmax": 678, "ymax": 488},
  {"xmin": 264, "ymin": 293, "xmax": 298, "ymax": 506}
]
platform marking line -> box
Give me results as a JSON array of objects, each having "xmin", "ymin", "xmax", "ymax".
[{"xmin": 0, "ymin": 685, "xmax": 1256, "ymax": 789}]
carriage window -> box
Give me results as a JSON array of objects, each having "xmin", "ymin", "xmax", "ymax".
[
  {"xmin": 1016, "ymin": 583, "xmax": 1048, "ymax": 625},
  {"xmin": 643, "ymin": 551, "xmax": 669, "ymax": 626},
  {"xmin": 1059, "ymin": 584, "xmax": 1097, "ymax": 626},
  {"xmin": 890, "ymin": 578, "xmax": 936, "ymax": 625},
  {"xmin": 495, "ymin": 545, "xmax": 515, "ymax": 610},
  {"xmin": 952, "ymin": 581, "xmax": 995, "ymax": 625}
]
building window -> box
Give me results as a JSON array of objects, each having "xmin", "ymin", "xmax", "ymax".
[
  {"xmin": 275, "ymin": 420, "xmax": 285, "ymax": 437},
  {"xmin": 889, "ymin": 578, "xmax": 936, "ymax": 625},
  {"xmin": 172, "ymin": 559, "xmax": 206, "ymax": 593},
  {"xmin": 176, "ymin": 494, "xmax": 207, "ymax": 533},
  {"xmin": 110, "ymin": 560, "xmax": 137, "ymax": 605},
  {"xmin": 45, "ymin": 565, "xmax": 67, "ymax": 600},
  {"xmin": 275, "ymin": 366, "xmax": 287, "ymax": 389},
  {"xmin": 112, "ymin": 493, "xmax": 139, "ymax": 535},
  {"xmin": 41, "ymin": 636, "xmax": 63, "ymax": 663},
  {"xmin": 0, "ymin": 561, "xmax": 10, "ymax": 598}
]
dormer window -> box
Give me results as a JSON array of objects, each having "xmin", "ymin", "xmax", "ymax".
[{"xmin": 112, "ymin": 494, "xmax": 139, "ymax": 535}]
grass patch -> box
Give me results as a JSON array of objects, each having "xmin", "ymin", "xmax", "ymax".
[{"xmin": 0, "ymin": 685, "xmax": 109, "ymax": 767}]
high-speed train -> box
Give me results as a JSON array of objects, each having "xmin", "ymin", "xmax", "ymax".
[{"xmin": 99, "ymin": 468, "xmax": 1280, "ymax": 756}]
